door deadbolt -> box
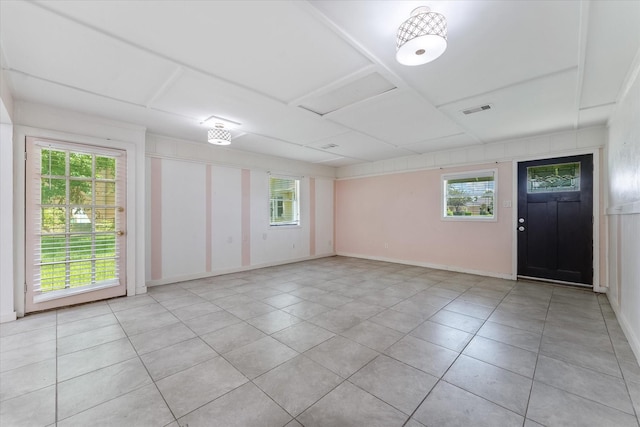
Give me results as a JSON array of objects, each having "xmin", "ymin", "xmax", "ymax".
[
  {"xmin": 117, "ymin": 230, "xmax": 125, "ymax": 236},
  {"xmin": 518, "ymin": 218, "xmax": 525, "ymax": 223}
]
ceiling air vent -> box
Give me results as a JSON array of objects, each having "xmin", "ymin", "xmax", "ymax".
[
  {"xmin": 320, "ymin": 143, "xmax": 339, "ymax": 150},
  {"xmin": 462, "ymin": 104, "xmax": 492, "ymax": 115}
]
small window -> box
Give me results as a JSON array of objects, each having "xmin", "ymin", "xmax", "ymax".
[
  {"xmin": 443, "ymin": 170, "xmax": 496, "ymax": 220},
  {"xmin": 269, "ymin": 176, "xmax": 300, "ymax": 226}
]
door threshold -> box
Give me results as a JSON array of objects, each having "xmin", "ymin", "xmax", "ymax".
[{"xmin": 517, "ymin": 275, "xmax": 592, "ymax": 289}]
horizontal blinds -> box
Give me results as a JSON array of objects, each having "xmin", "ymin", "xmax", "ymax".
[
  {"xmin": 31, "ymin": 141, "xmax": 126, "ymax": 294},
  {"xmin": 444, "ymin": 171, "xmax": 495, "ymax": 218}
]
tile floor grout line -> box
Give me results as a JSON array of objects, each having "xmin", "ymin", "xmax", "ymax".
[
  {"xmin": 397, "ymin": 279, "xmax": 519, "ymax": 426},
  {"xmin": 113, "ymin": 300, "xmax": 181, "ymax": 426},
  {"xmin": 55, "ymin": 302, "xmax": 177, "ymax": 425},
  {"xmin": 521, "ymin": 284, "xmax": 558, "ymax": 425},
  {"xmin": 597, "ymin": 293, "xmax": 640, "ymax": 420}
]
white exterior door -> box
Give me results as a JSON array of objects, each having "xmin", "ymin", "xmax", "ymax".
[{"xmin": 25, "ymin": 137, "xmax": 127, "ymax": 312}]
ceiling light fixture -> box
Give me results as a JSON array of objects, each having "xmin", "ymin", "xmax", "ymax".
[
  {"xmin": 208, "ymin": 123, "xmax": 231, "ymax": 146},
  {"xmin": 396, "ymin": 6, "xmax": 447, "ymax": 66}
]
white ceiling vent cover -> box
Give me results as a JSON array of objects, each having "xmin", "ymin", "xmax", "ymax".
[
  {"xmin": 462, "ymin": 104, "xmax": 492, "ymax": 115},
  {"xmin": 299, "ymin": 72, "xmax": 396, "ymax": 116}
]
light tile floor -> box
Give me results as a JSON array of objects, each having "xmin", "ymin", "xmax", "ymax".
[{"xmin": 2, "ymin": 256, "xmax": 639, "ymax": 426}]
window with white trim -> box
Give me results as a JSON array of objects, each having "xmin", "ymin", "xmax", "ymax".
[
  {"xmin": 269, "ymin": 176, "xmax": 300, "ymax": 226},
  {"xmin": 443, "ymin": 170, "xmax": 496, "ymax": 220}
]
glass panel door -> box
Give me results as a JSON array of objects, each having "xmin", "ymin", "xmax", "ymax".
[{"xmin": 25, "ymin": 138, "xmax": 127, "ymax": 312}]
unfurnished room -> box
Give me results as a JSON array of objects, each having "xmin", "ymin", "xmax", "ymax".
[{"xmin": 0, "ymin": 1, "xmax": 639, "ymax": 426}]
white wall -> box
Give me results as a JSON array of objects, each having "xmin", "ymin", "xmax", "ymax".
[
  {"xmin": 0, "ymin": 122, "xmax": 16, "ymax": 323},
  {"xmin": 9, "ymin": 102, "xmax": 147, "ymax": 317},
  {"xmin": 606, "ymin": 52, "xmax": 640, "ymax": 362},
  {"xmin": 145, "ymin": 134, "xmax": 335, "ymax": 286},
  {"xmin": 0, "ymin": 81, "xmax": 16, "ymax": 323},
  {"xmin": 211, "ymin": 166, "xmax": 242, "ymax": 271},
  {"xmin": 162, "ymin": 159, "xmax": 207, "ymax": 280}
]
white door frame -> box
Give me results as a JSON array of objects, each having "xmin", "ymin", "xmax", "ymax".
[
  {"xmin": 25, "ymin": 137, "xmax": 128, "ymax": 312},
  {"xmin": 13, "ymin": 122, "xmax": 145, "ymax": 318}
]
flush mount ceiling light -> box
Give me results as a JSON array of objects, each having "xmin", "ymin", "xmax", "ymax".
[
  {"xmin": 396, "ymin": 6, "xmax": 447, "ymax": 66},
  {"xmin": 208, "ymin": 123, "xmax": 231, "ymax": 146}
]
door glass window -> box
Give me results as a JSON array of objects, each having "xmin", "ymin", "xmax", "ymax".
[
  {"xmin": 527, "ymin": 162, "xmax": 580, "ymax": 193},
  {"xmin": 37, "ymin": 146, "xmax": 121, "ymax": 295}
]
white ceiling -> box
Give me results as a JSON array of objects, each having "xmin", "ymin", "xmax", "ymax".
[{"xmin": 1, "ymin": 0, "xmax": 638, "ymax": 167}]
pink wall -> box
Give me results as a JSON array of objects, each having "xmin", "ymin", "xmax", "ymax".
[{"xmin": 335, "ymin": 162, "xmax": 513, "ymax": 277}]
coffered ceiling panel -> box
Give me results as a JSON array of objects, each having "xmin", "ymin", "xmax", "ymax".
[
  {"xmin": 439, "ymin": 69, "xmax": 578, "ymax": 143},
  {"xmin": 308, "ymin": 131, "xmax": 415, "ymax": 162},
  {"xmin": 35, "ymin": 0, "xmax": 372, "ymax": 102},
  {"xmin": 579, "ymin": 0, "xmax": 640, "ymax": 109},
  {"xmin": 0, "ymin": 1, "xmax": 178, "ymax": 107},
  {"xmin": 230, "ymin": 134, "xmax": 342, "ymax": 165},
  {"xmin": 326, "ymin": 90, "xmax": 462, "ymax": 146},
  {"xmin": 6, "ymin": 70, "xmax": 202, "ymax": 141},
  {"xmin": 404, "ymin": 133, "xmax": 480, "ymax": 154},
  {"xmin": 151, "ymin": 69, "xmax": 348, "ymax": 145}
]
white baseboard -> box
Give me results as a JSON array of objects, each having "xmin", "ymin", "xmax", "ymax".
[
  {"xmin": 0, "ymin": 311, "xmax": 17, "ymax": 323},
  {"xmin": 607, "ymin": 294, "xmax": 640, "ymax": 365},
  {"xmin": 146, "ymin": 253, "xmax": 336, "ymax": 287},
  {"xmin": 335, "ymin": 252, "xmax": 515, "ymax": 280}
]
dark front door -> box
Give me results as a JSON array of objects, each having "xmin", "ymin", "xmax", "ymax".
[{"xmin": 517, "ymin": 154, "xmax": 593, "ymax": 286}]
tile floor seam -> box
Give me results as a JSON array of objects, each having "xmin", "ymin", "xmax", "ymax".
[
  {"xmin": 529, "ymin": 377, "xmax": 639, "ymax": 420},
  {"xmin": 440, "ymin": 378, "xmax": 527, "ymax": 419},
  {"xmin": 343, "ymin": 377, "xmax": 412, "ymax": 421},
  {"xmin": 522, "ymin": 283, "xmax": 556, "ymax": 424},
  {"xmin": 249, "ymin": 357, "xmax": 340, "ymax": 421},
  {"xmin": 110, "ymin": 299, "xmax": 179, "ymax": 425},
  {"xmin": 397, "ymin": 281, "xmax": 516, "ymax": 425},
  {"xmin": 597, "ymin": 294, "xmax": 640, "ymax": 421},
  {"xmin": 119, "ymin": 309, "xmax": 180, "ymax": 425},
  {"xmin": 161, "ymin": 375, "xmax": 247, "ymax": 424},
  {"xmin": 54, "ymin": 382, "xmax": 155, "ymax": 424}
]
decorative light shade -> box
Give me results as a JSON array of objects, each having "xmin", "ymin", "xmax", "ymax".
[
  {"xmin": 396, "ymin": 6, "xmax": 447, "ymax": 66},
  {"xmin": 208, "ymin": 124, "xmax": 231, "ymax": 146}
]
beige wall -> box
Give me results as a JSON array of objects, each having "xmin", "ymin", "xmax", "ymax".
[{"xmin": 336, "ymin": 162, "xmax": 513, "ymax": 278}]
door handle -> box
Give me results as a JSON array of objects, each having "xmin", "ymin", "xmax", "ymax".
[
  {"xmin": 518, "ymin": 226, "xmax": 525, "ymax": 232},
  {"xmin": 117, "ymin": 230, "xmax": 125, "ymax": 236}
]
